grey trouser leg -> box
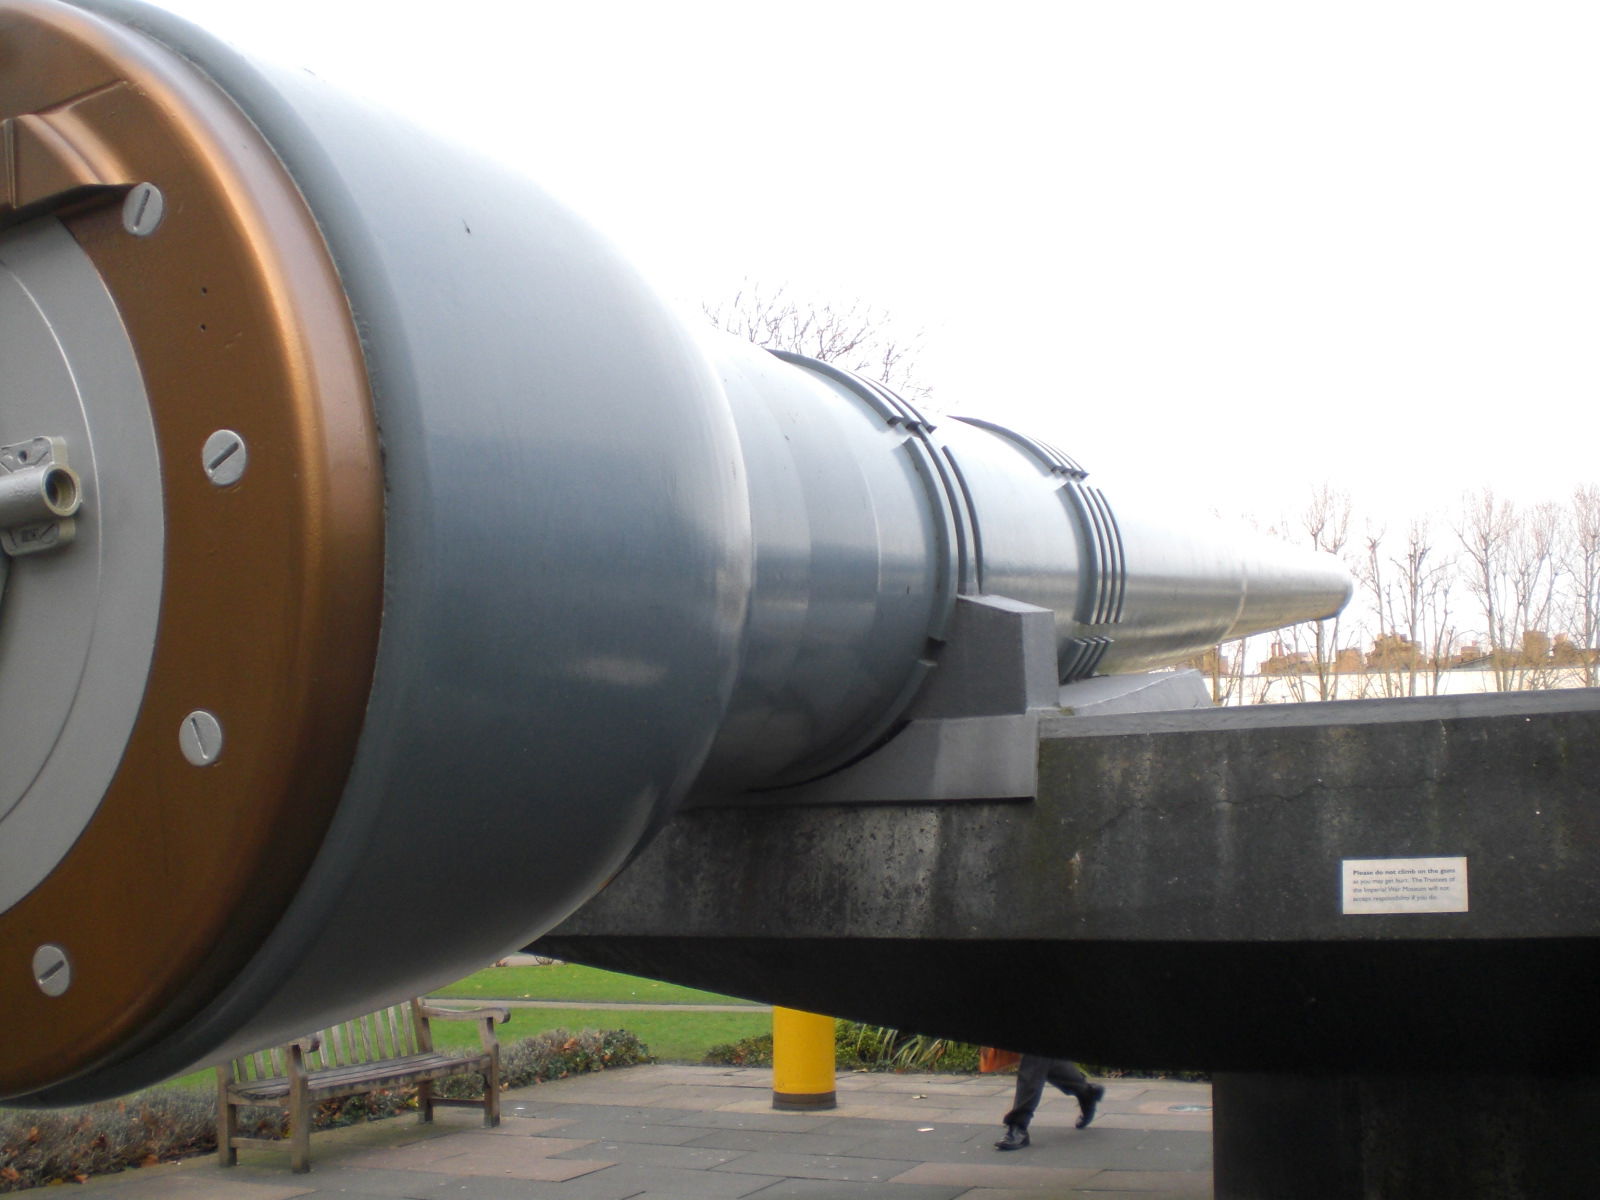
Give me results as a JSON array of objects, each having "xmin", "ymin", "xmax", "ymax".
[{"xmin": 1003, "ymin": 1055, "xmax": 1090, "ymax": 1128}]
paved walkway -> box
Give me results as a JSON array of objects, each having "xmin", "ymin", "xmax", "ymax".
[{"xmin": 64, "ymin": 1065, "xmax": 1212, "ymax": 1199}]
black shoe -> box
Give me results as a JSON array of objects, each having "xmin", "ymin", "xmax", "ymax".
[
  {"xmin": 994, "ymin": 1124, "xmax": 1030, "ymax": 1150},
  {"xmin": 1076, "ymin": 1083, "xmax": 1105, "ymax": 1129}
]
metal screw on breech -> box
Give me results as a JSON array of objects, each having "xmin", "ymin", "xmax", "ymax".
[
  {"xmin": 202, "ymin": 430, "xmax": 248, "ymax": 486},
  {"xmin": 180, "ymin": 710, "xmax": 224, "ymax": 766},
  {"xmin": 122, "ymin": 183, "xmax": 165, "ymax": 237},
  {"xmin": 33, "ymin": 945, "xmax": 71, "ymax": 997}
]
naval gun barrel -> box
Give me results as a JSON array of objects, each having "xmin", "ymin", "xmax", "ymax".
[
  {"xmin": 0, "ymin": 0, "xmax": 1348, "ymax": 1104},
  {"xmin": 698, "ymin": 335, "xmax": 1348, "ymax": 792}
]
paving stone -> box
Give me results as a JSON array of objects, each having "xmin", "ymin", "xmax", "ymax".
[
  {"xmin": 740, "ymin": 1178, "xmax": 970, "ymax": 1199},
  {"xmin": 711, "ymin": 1151, "xmax": 923, "ymax": 1183},
  {"xmin": 1105, "ymin": 1134, "xmax": 1213, "ymax": 1172},
  {"xmin": 69, "ymin": 1174, "xmax": 316, "ymax": 1200},
  {"xmin": 550, "ymin": 1139, "xmax": 747, "ymax": 1170},
  {"xmin": 682, "ymin": 1126, "xmax": 873, "ymax": 1157},
  {"xmin": 276, "ymin": 1166, "xmax": 459, "ymax": 1197},
  {"xmin": 531, "ymin": 1117, "xmax": 710, "ymax": 1146},
  {"xmin": 980, "ymin": 1126, "xmax": 1154, "ymax": 1164},
  {"xmin": 830, "ymin": 1103, "xmax": 960, "ymax": 1123},
  {"xmin": 481, "ymin": 1117, "xmax": 580, "ymax": 1137},
  {"xmin": 1095, "ymin": 1114, "xmax": 1213, "ymax": 1133},
  {"xmin": 530, "ymin": 1162, "xmax": 779, "ymax": 1199},
  {"xmin": 1134, "ymin": 1133, "xmax": 1213, "ymax": 1150},
  {"xmin": 845, "ymin": 1134, "xmax": 1012, "ymax": 1163},
  {"xmin": 669, "ymin": 1109, "xmax": 838, "ymax": 1133},
  {"xmin": 514, "ymin": 1104, "xmax": 699, "ymax": 1125},
  {"xmin": 400, "ymin": 1178, "xmax": 575, "ymax": 1200},
  {"xmin": 1077, "ymin": 1169, "xmax": 1214, "ymax": 1195},
  {"xmin": 875, "ymin": 1092, "xmax": 986, "ymax": 1109},
  {"xmin": 891, "ymin": 1161, "xmax": 1103, "ymax": 1189},
  {"xmin": 802, "ymin": 1118, "xmax": 983, "ymax": 1143},
  {"xmin": 344, "ymin": 1134, "xmax": 609, "ymax": 1183}
]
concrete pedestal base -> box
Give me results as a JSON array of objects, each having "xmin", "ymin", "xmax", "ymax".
[{"xmin": 1213, "ymin": 1072, "xmax": 1600, "ymax": 1199}]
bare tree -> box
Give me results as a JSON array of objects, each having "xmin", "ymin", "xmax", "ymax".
[
  {"xmin": 1355, "ymin": 519, "xmax": 1394, "ymax": 696},
  {"xmin": 1225, "ymin": 492, "xmax": 1352, "ymax": 704},
  {"xmin": 1395, "ymin": 517, "xmax": 1456, "ymax": 695},
  {"xmin": 1562, "ymin": 485, "xmax": 1600, "ymax": 687},
  {"xmin": 1360, "ymin": 516, "xmax": 1455, "ymax": 697},
  {"xmin": 1220, "ymin": 485, "xmax": 1600, "ymax": 704},
  {"xmin": 1504, "ymin": 501, "xmax": 1563, "ymax": 689},
  {"xmin": 704, "ymin": 280, "xmax": 933, "ymax": 404},
  {"xmin": 1298, "ymin": 485, "xmax": 1353, "ymax": 700},
  {"xmin": 1456, "ymin": 488, "xmax": 1518, "ymax": 690},
  {"xmin": 1455, "ymin": 489, "xmax": 1564, "ymax": 691},
  {"xmin": 1208, "ymin": 638, "xmax": 1254, "ymax": 706}
]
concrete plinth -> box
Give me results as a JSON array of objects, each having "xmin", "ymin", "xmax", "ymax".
[
  {"xmin": 535, "ymin": 688, "xmax": 1600, "ymax": 1194},
  {"xmin": 1212, "ymin": 1072, "xmax": 1600, "ymax": 1199}
]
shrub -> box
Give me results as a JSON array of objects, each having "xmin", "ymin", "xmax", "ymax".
[
  {"xmin": 703, "ymin": 1023, "xmax": 982, "ymax": 1073},
  {"xmin": 0, "ymin": 1030, "xmax": 651, "ymax": 1193},
  {"xmin": 699, "ymin": 1022, "xmax": 1210, "ymax": 1081},
  {"xmin": 433, "ymin": 1028, "xmax": 652, "ymax": 1099},
  {"xmin": 836, "ymin": 1024, "xmax": 981, "ymax": 1073},
  {"xmin": 702, "ymin": 1032, "xmax": 773, "ymax": 1066},
  {"xmin": 0, "ymin": 1089, "xmax": 215, "ymax": 1192}
]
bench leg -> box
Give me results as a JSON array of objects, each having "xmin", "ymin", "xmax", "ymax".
[
  {"xmin": 289, "ymin": 1078, "xmax": 311, "ymax": 1173},
  {"xmin": 290, "ymin": 1117, "xmax": 311, "ymax": 1174},
  {"xmin": 484, "ymin": 1055, "xmax": 502, "ymax": 1128},
  {"xmin": 215, "ymin": 1070, "xmax": 238, "ymax": 1167},
  {"xmin": 417, "ymin": 1078, "xmax": 434, "ymax": 1125}
]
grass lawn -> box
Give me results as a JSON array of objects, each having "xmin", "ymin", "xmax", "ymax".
[
  {"xmin": 160, "ymin": 966, "xmax": 769, "ymax": 1090},
  {"xmin": 426, "ymin": 1004, "xmax": 770, "ymax": 1064},
  {"xmin": 431, "ymin": 963, "xmax": 758, "ymax": 1006}
]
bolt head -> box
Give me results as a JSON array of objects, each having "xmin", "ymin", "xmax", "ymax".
[
  {"xmin": 179, "ymin": 710, "xmax": 224, "ymax": 766},
  {"xmin": 32, "ymin": 945, "xmax": 71, "ymax": 997},
  {"xmin": 202, "ymin": 430, "xmax": 248, "ymax": 486},
  {"xmin": 122, "ymin": 183, "xmax": 166, "ymax": 237}
]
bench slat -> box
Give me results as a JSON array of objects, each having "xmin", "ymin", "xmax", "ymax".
[{"xmin": 227, "ymin": 1050, "xmax": 486, "ymax": 1100}]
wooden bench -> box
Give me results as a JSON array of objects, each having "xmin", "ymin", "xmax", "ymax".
[{"xmin": 216, "ymin": 998, "xmax": 509, "ymax": 1173}]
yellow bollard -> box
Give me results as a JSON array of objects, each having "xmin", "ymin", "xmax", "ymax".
[{"xmin": 771, "ymin": 1006, "xmax": 837, "ymax": 1110}]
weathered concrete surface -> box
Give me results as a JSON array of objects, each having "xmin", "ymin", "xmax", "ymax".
[
  {"xmin": 1212, "ymin": 1072, "xmax": 1600, "ymax": 1198},
  {"xmin": 538, "ymin": 689, "xmax": 1600, "ymax": 1074}
]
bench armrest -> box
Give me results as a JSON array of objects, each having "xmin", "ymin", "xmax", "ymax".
[
  {"xmin": 417, "ymin": 1004, "xmax": 511, "ymax": 1024},
  {"xmin": 286, "ymin": 1033, "xmax": 323, "ymax": 1080},
  {"xmin": 417, "ymin": 1003, "xmax": 508, "ymax": 1053}
]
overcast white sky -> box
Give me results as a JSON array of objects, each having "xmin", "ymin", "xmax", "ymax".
[{"xmin": 152, "ymin": 0, "xmax": 1599, "ymax": 528}]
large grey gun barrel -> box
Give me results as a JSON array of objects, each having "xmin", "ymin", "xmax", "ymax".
[
  {"xmin": 698, "ymin": 336, "xmax": 1349, "ymax": 792},
  {"xmin": 0, "ymin": 0, "xmax": 1348, "ymax": 1104}
]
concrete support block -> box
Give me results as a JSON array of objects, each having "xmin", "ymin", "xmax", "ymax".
[{"xmin": 1213, "ymin": 1072, "xmax": 1600, "ymax": 1199}]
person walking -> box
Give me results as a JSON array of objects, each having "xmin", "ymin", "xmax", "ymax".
[{"xmin": 994, "ymin": 1054, "xmax": 1105, "ymax": 1150}]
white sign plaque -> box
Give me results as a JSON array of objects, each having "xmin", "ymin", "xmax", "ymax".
[{"xmin": 1341, "ymin": 856, "xmax": 1468, "ymax": 915}]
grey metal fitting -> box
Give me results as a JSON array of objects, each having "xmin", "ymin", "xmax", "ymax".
[{"xmin": 0, "ymin": 438, "xmax": 82, "ymax": 557}]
